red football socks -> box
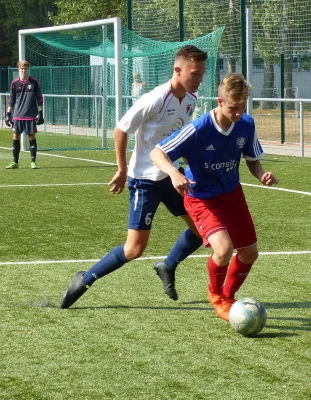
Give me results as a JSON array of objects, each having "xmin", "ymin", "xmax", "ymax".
[
  {"xmin": 223, "ymin": 254, "xmax": 253, "ymax": 299},
  {"xmin": 207, "ymin": 255, "xmax": 228, "ymax": 294}
]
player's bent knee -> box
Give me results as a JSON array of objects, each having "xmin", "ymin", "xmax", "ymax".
[
  {"xmin": 214, "ymin": 247, "xmax": 234, "ymax": 265},
  {"xmin": 238, "ymin": 248, "xmax": 259, "ymax": 264},
  {"xmin": 123, "ymin": 244, "xmax": 146, "ymax": 260},
  {"xmin": 249, "ymin": 251, "xmax": 259, "ymax": 264}
]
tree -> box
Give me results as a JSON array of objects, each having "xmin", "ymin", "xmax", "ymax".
[
  {"xmin": 249, "ymin": 0, "xmax": 311, "ymax": 108},
  {"xmin": 49, "ymin": 0, "xmax": 127, "ymax": 26},
  {"xmin": 0, "ymin": 0, "xmax": 56, "ymax": 66},
  {"xmin": 131, "ymin": 0, "xmax": 240, "ymax": 73},
  {"xmin": 0, "ymin": 6, "xmax": 11, "ymax": 65}
]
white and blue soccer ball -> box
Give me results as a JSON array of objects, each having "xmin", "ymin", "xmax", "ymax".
[{"xmin": 229, "ymin": 297, "xmax": 267, "ymax": 337}]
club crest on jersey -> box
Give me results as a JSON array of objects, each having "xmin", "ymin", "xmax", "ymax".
[
  {"xmin": 172, "ymin": 117, "xmax": 184, "ymax": 132},
  {"xmin": 186, "ymin": 104, "xmax": 194, "ymax": 116},
  {"xmin": 236, "ymin": 137, "xmax": 246, "ymax": 149},
  {"xmin": 28, "ymin": 85, "xmax": 32, "ymax": 90}
]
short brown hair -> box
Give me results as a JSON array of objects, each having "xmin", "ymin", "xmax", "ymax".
[
  {"xmin": 17, "ymin": 60, "xmax": 30, "ymax": 69},
  {"xmin": 218, "ymin": 73, "xmax": 251, "ymax": 103},
  {"xmin": 175, "ymin": 45, "xmax": 207, "ymax": 62}
]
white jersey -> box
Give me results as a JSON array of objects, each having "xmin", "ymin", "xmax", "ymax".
[{"xmin": 117, "ymin": 80, "xmax": 197, "ymax": 181}]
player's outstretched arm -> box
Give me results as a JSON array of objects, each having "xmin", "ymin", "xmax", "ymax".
[
  {"xmin": 246, "ymin": 160, "xmax": 279, "ymax": 186},
  {"xmin": 150, "ymin": 147, "xmax": 193, "ymax": 196},
  {"xmin": 108, "ymin": 127, "xmax": 128, "ymax": 194}
]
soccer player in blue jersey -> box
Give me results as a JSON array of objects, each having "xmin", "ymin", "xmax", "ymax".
[
  {"xmin": 5, "ymin": 60, "xmax": 44, "ymax": 169},
  {"xmin": 150, "ymin": 72, "xmax": 279, "ymax": 321},
  {"xmin": 60, "ymin": 45, "xmax": 207, "ymax": 308}
]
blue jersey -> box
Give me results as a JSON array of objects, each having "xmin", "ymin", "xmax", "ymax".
[{"xmin": 156, "ymin": 109, "xmax": 264, "ymax": 199}]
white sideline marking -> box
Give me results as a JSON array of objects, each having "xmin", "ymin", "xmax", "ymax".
[
  {"xmin": 37, "ymin": 152, "xmax": 117, "ymax": 165},
  {"xmin": 1, "ymin": 148, "xmax": 310, "ymax": 265},
  {"xmin": 0, "ymin": 182, "xmax": 108, "ymax": 188},
  {"xmin": 1, "ymin": 182, "xmax": 310, "ymax": 196},
  {"xmin": 0, "ymin": 146, "xmax": 117, "ymax": 165},
  {"xmin": 1, "ymin": 146, "xmax": 310, "ymax": 196},
  {"xmin": 242, "ymin": 183, "xmax": 311, "ymax": 196},
  {"xmin": 0, "ymin": 251, "xmax": 310, "ymax": 266}
]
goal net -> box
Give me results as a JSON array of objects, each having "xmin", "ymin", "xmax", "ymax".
[{"xmin": 18, "ymin": 18, "xmax": 224, "ymax": 151}]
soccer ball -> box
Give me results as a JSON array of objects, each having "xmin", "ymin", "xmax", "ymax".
[{"xmin": 229, "ymin": 297, "xmax": 267, "ymax": 337}]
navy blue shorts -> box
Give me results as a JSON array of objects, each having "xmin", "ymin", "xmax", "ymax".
[
  {"xmin": 127, "ymin": 174, "xmax": 187, "ymax": 230},
  {"xmin": 12, "ymin": 120, "xmax": 37, "ymax": 135}
]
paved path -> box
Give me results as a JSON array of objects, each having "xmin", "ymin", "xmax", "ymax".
[{"xmin": 261, "ymin": 141, "xmax": 311, "ymax": 158}]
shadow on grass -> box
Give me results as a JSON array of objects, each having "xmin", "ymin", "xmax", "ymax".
[
  {"xmin": 33, "ymin": 299, "xmax": 311, "ymax": 312},
  {"xmin": 264, "ymin": 302, "xmax": 311, "ymax": 309},
  {"xmin": 29, "ymin": 299, "xmax": 310, "ymax": 335},
  {"xmin": 243, "ymin": 332, "xmax": 297, "ymax": 338},
  {"xmin": 266, "ymin": 318, "xmax": 311, "ymax": 332},
  {"xmin": 184, "ymin": 300, "xmax": 311, "ymax": 309},
  {"xmin": 72, "ymin": 305, "xmax": 311, "ymax": 333},
  {"xmin": 266, "ymin": 324, "xmax": 310, "ymax": 333},
  {"xmin": 29, "ymin": 299, "xmax": 212, "ymax": 312},
  {"xmin": 65, "ymin": 304, "xmax": 213, "ymax": 312}
]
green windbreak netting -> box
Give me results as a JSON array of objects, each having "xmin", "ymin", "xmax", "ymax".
[{"xmin": 19, "ymin": 24, "xmax": 223, "ymax": 151}]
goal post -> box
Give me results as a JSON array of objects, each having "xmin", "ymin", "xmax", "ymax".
[
  {"xmin": 19, "ymin": 18, "xmax": 122, "ymax": 151},
  {"xmin": 17, "ymin": 19, "xmax": 224, "ymax": 152},
  {"xmin": 19, "ymin": 18, "xmax": 122, "ymax": 122}
]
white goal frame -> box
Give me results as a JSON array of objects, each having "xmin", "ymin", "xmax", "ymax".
[{"xmin": 18, "ymin": 18, "xmax": 122, "ymax": 151}]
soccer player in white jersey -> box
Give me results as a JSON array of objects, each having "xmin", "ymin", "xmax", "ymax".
[
  {"xmin": 150, "ymin": 73, "xmax": 279, "ymax": 322},
  {"xmin": 60, "ymin": 45, "xmax": 207, "ymax": 308}
]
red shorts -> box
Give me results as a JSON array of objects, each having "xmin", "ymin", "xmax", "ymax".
[{"xmin": 184, "ymin": 184, "xmax": 257, "ymax": 249}]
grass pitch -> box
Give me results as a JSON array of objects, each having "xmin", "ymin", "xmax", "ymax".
[{"xmin": 0, "ymin": 128, "xmax": 310, "ymax": 399}]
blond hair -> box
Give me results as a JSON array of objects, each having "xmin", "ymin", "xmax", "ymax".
[
  {"xmin": 17, "ymin": 60, "xmax": 30, "ymax": 69},
  {"xmin": 218, "ymin": 73, "xmax": 251, "ymax": 104}
]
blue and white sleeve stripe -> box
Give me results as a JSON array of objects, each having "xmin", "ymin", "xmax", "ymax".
[
  {"xmin": 244, "ymin": 133, "xmax": 264, "ymax": 160},
  {"xmin": 253, "ymin": 135, "xmax": 263, "ymax": 157},
  {"xmin": 157, "ymin": 123, "xmax": 196, "ymax": 153}
]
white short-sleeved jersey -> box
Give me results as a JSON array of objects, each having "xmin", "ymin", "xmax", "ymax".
[{"xmin": 117, "ymin": 80, "xmax": 197, "ymax": 181}]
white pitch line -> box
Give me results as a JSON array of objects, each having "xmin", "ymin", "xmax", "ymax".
[
  {"xmin": 1, "ymin": 182, "xmax": 309, "ymax": 196},
  {"xmin": 184, "ymin": 251, "xmax": 311, "ymax": 257},
  {"xmin": 0, "ymin": 182, "xmax": 311, "ymax": 196},
  {"xmin": 1, "ymin": 146, "xmax": 310, "ymax": 196},
  {"xmin": 0, "ymin": 146, "xmax": 117, "ymax": 165},
  {"xmin": 0, "ymin": 182, "xmax": 108, "ymax": 188},
  {"xmin": 0, "ymin": 251, "xmax": 310, "ymax": 266},
  {"xmin": 242, "ymin": 183, "xmax": 311, "ymax": 196},
  {"xmin": 36, "ymin": 151, "xmax": 117, "ymax": 165},
  {"xmin": 0, "ymin": 146, "xmax": 15, "ymax": 150}
]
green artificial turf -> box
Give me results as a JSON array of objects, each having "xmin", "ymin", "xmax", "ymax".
[{"xmin": 0, "ymin": 129, "xmax": 310, "ymax": 399}]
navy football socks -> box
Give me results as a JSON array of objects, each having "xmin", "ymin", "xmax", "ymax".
[
  {"xmin": 165, "ymin": 228, "xmax": 202, "ymax": 270},
  {"xmin": 84, "ymin": 245, "xmax": 128, "ymax": 286}
]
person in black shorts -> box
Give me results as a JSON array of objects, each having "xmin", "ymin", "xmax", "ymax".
[{"xmin": 5, "ymin": 60, "xmax": 44, "ymax": 169}]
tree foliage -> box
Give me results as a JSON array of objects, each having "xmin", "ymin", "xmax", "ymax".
[
  {"xmin": 249, "ymin": 0, "xmax": 311, "ymax": 104},
  {"xmin": 0, "ymin": 0, "xmax": 56, "ymax": 65},
  {"xmin": 49, "ymin": 0, "xmax": 127, "ymax": 26}
]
